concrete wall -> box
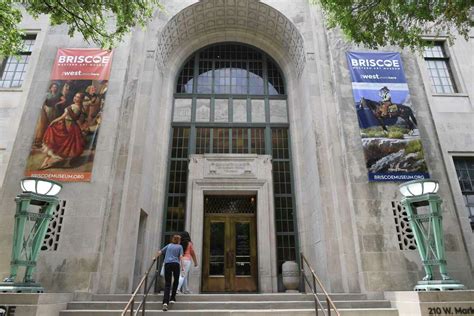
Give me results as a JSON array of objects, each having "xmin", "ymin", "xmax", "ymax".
[{"xmin": 0, "ymin": 0, "xmax": 472, "ymax": 295}]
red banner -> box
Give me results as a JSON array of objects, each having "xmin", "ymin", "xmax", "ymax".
[
  {"xmin": 51, "ymin": 49, "xmax": 113, "ymax": 80},
  {"xmin": 25, "ymin": 48, "xmax": 113, "ymax": 182}
]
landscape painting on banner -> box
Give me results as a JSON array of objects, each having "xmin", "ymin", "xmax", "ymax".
[
  {"xmin": 346, "ymin": 51, "xmax": 429, "ymax": 182},
  {"xmin": 25, "ymin": 48, "xmax": 113, "ymax": 182}
]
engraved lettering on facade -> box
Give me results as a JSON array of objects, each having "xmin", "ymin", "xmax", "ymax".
[{"xmin": 207, "ymin": 161, "xmax": 254, "ymax": 176}]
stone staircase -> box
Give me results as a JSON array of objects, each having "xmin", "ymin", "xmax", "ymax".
[{"xmin": 59, "ymin": 293, "xmax": 399, "ymax": 315}]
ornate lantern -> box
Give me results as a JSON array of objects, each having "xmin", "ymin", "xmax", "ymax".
[
  {"xmin": 0, "ymin": 177, "xmax": 62, "ymax": 293},
  {"xmin": 399, "ymin": 179, "xmax": 465, "ymax": 291}
]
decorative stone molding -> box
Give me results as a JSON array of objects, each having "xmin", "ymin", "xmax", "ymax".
[
  {"xmin": 205, "ymin": 157, "xmax": 257, "ymax": 178},
  {"xmin": 186, "ymin": 154, "xmax": 278, "ymax": 292},
  {"xmin": 156, "ymin": 0, "xmax": 306, "ymax": 76}
]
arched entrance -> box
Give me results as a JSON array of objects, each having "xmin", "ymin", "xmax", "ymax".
[{"xmin": 162, "ymin": 43, "xmax": 298, "ymax": 292}]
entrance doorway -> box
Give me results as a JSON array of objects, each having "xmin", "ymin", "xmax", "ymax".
[{"xmin": 202, "ymin": 195, "xmax": 258, "ymax": 292}]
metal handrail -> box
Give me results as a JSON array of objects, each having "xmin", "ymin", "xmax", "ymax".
[
  {"xmin": 300, "ymin": 253, "xmax": 340, "ymax": 316},
  {"xmin": 121, "ymin": 257, "xmax": 158, "ymax": 316}
]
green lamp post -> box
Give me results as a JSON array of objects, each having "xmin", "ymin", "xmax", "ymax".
[
  {"xmin": 399, "ymin": 179, "xmax": 465, "ymax": 291},
  {"xmin": 0, "ymin": 177, "xmax": 62, "ymax": 293}
]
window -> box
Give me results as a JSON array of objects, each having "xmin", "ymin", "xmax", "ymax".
[
  {"xmin": 453, "ymin": 157, "xmax": 474, "ymax": 230},
  {"xmin": 163, "ymin": 127, "xmax": 189, "ymax": 242},
  {"xmin": 0, "ymin": 35, "xmax": 36, "ymax": 88},
  {"xmin": 168, "ymin": 44, "xmax": 298, "ymax": 287},
  {"xmin": 169, "ymin": 43, "xmax": 299, "ymax": 288},
  {"xmin": 423, "ymin": 42, "xmax": 457, "ymax": 94},
  {"xmin": 177, "ymin": 43, "xmax": 285, "ymax": 96}
]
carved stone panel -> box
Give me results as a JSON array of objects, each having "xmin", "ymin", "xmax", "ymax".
[
  {"xmin": 196, "ymin": 98, "xmax": 211, "ymax": 122},
  {"xmin": 205, "ymin": 159, "xmax": 256, "ymax": 178},
  {"xmin": 251, "ymin": 99, "xmax": 265, "ymax": 123},
  {"xmin": 269, "ymin": 100, "xmax": 287, "ymax": 123},
  {"xmin": 233, "ymin": 99, "xmax": 247, "ymax": 123},
  {"xmin": 214, "ymin": 99, "xmax": 229, "ymax": 122},
  {"xmin": 173, "ymin": 98, "xmax": 192, "ymax": 122}
]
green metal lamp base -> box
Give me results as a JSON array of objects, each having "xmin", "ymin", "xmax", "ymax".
[
  {"xmin": 415, "ymin": 280, "xmax": 466, "ymax": 291},
  {"xmin": 0, "ymin": 282, "xmax": 44, "ymax": 293}
]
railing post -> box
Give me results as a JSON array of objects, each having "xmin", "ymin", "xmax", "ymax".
[
  {"xmin": 142, "ymin": 274, "xmax": 148, "ymax": 316},
  {"xmin": 315, "ymin": 293, "xmax": 319, "ymax": 316},
  {"xmin": 300, "ymin": 253, "xmax": 306, "ymax": 293},
  {"xmin": 312, "ymin": 273, "xmax": 318, "ymax": 315},
  {"xmin": 154, "ymin": 260, "xmax": 161, "ymax": 293},
  {"xmin": 327, "ymin": 297, "xmax": 331, "ymax": 316},
  {"xmin": 130, "ymin": 298, "xmax": 134, "ymax": 316}
]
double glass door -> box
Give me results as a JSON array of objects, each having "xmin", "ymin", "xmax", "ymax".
[{"xmin": 202, "ymin": 213, "xmax": 257, "ymax": 292}]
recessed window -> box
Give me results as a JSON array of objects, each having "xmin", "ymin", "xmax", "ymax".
[
  {"xmin": 453, "ymin": 157, "xmax": 474, "ymax": 230},
  {"xmin": 423, "ymin": 42, "xmax": 457, "ymax": 94},
  {"xmin": 0, "ymin": 35, "xmax": 36, "ymax": 88}
]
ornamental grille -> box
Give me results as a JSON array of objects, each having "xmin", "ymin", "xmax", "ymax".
[
  {"xmin": 392, "ymin": 201, "xmax": 417, "ymax": 250},
  {"xmin": 204, "ymin": 196, "xmax": 256, "ymax": 214},
  {"xmin": 41, "ymin": 200, "xmax": 66, "ymax": 251}
]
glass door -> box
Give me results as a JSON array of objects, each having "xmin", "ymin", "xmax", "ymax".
[{"xmin": 202, "ymin": 214, "xmax": 257, "ymax": 292}]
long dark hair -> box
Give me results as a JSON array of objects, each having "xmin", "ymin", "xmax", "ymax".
[{"xmin": 181, "ymin": 231, "xmax": 191, "ymax": 253}]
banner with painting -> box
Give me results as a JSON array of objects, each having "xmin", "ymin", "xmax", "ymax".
[
  {"xmin": 346, "ymin": 51, "xmax": 429, "ymax": 181},
  {"xmin": 25, "ymin": 48, "xmax": 113, "ymax": 182}
]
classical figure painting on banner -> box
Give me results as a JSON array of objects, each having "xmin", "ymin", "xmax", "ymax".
[
  {"xmin": 25, "ymin": 49, "xmax": 113, "ymax": 182},
  {"xmin": 346, "ymin": 51, "xmax": 429, "ymax": 182}
]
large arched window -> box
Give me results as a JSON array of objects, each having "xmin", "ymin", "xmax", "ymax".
[
  {"xmin": 176, "ymin": 44, "xmax": 284, "ymax": 95},
  {"xmin": 164, "ymin": 43, "xmax": 298, "ymax": 279}
]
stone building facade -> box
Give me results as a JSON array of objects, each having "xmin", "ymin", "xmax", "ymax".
[{"xmin": 0, "ymin": 0, "xmax": 473, "ymax": 297}]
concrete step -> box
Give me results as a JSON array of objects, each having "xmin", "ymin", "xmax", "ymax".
[
  {"xmin": 0, "ymin": 292, "xmax": 72, "ymax": 305},
  {"xmin": 88, "ymin": 293, "xmax": 368, "ymax": 302},
  {"xmin": 61, "ymin": 293, "xmax": 398, "ymax": 316},
  {"xmin": 67, "ymin": 299, "xmax": 391, "ymax": 310},
  {"xmin": 60, "ymin": 308, "xmax": 399, "ymax": 316},
  {"xmin": 0, "ymin": 293, "xmax": 73, "ymax": 316}
]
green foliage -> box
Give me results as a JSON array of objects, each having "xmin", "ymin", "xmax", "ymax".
[
  {"xmin": 388, "ymin": 125, "xmax": 409, "ymax": 135},
  {"xmin": 388, "ymin": 131, "xmax": 404, "ymax": 139},
  {"xmin": 0, "ymin": 1, "xmax": 25, "ymax": 58},
  {"xmin": 405, "ymin": 139, "xmax": 423, "ymax": 155},
  {"xmin": 0, "ymin": 0, "xmax": 164, "ymax": 58},
  {"xmin": 310, "ymin": 0, "xmax": 474, "ymax": 51},
  {"xmin": 405, "ymin": 139, "xmax": 428, "ymax": 172},
  {"xmin": 361, "ymin": 125, "xmax": 409, "ymax": 138},
  {"xmin": 361, "ymin": 126, "xmax": 386, "ymax": 138}
]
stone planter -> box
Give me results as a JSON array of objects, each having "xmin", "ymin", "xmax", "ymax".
[{"xmin": 282, "ymin": 261, "xmax": 300, "ymax": 292}]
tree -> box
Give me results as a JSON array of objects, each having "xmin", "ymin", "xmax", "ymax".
[
  {"xmin": 312, "ymin": 0, "xmax": 474, "ymax": 50},
  {"xmin": 0, "ymin": 0, "xmax": 163, "ymax": 58}
]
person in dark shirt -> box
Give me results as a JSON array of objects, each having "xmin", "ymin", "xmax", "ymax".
[{"xmin": 154, "ymin": 235, "xmax": 183, "ymax": 311}]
